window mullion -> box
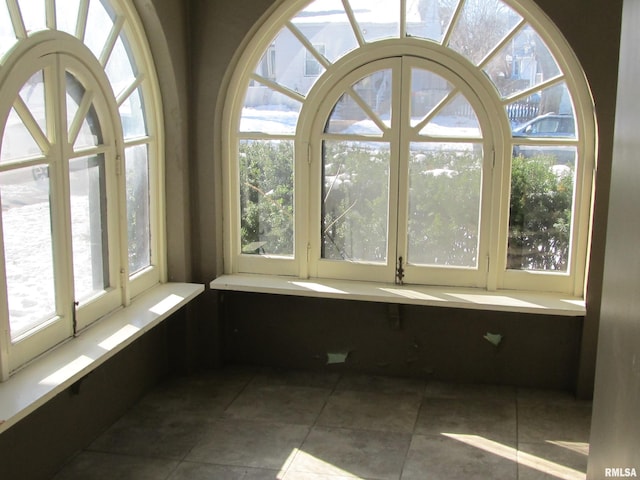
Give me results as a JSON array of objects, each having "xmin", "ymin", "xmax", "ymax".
[
  {"xmin": 75, "ymin": 0, "xmax": 90, "ymax": 42},
  {"xmin": 394, "ymin": 57, "xmax": 412, "ymax": 282},
  {"xmin": 486, "ymin": 143, "xmax": 503, "ymax": 291},
  {"xmin": 6, "ymin": 0, "xmax": 26, "ymax": 40},
  {"xmin": 99, "ymin": 15, "xmax": 126, "ymax": 67},
  {"xmin": 45, "ymin": 0, "xmax": 55, "ymax": 30},
  {"xmin": 48, "ymin": 56, "xmax": 75, "ymax": 335},
  {"xmin": 116, "ymin": 140, "xmax": 130, "ymax": 307}
]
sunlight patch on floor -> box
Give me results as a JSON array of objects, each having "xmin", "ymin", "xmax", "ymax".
[
  {"xmin": 547, "ymin": 440, "xmax": 590, "ymax": 456},
  {"xmin": 277, "ymin": 448, "xmax": 364, "ymax": 479},
  {"xmin": 443, "ymin": 433, "xmax": 586, "ymax": 480}
]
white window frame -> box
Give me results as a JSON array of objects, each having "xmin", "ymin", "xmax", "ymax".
[
  {"xmin": 221, "ymin": 0, "xmax": 595, "ymax": 299},
  {"xmin": 0, "ymin": 0, "xmax": 166, "ymax": 380}
]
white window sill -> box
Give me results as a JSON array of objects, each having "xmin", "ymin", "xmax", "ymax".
[
  {"xmin": 211, "ymin": 274, "xmax": 585, "ymax": 317},
  {"xmin": 0, "ymin": 282, "xmax": 204, "ymax": 435}
]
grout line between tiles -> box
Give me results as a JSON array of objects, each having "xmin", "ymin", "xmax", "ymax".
[{"xmin": 271, "ymin": 371, "xmax": 345, "ymax": 479}]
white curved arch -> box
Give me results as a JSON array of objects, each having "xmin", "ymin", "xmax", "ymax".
[{"xmin": 222, "ymin": 0, "xmax": 595, "ymax": 297}]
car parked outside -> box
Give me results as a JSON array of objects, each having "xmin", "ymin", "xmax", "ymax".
[{"xmin": 512, "ymin": 113, "xmax": 576, "ymax": 164}]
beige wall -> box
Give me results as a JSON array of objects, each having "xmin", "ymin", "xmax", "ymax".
[
  {"xmin": 136, "ymin": 0, "xmax": 193, "ymax": 282},
  {"xmin": 588, "ymin": 0, "xmax": 640, "ymax": 475}
]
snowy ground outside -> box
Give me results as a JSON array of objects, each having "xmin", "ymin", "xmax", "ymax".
[
  {"xmin": 2, "ymin": 171, "xmax": 96, "ymax": 339},
  {"xmin": 240, "ymin": 106, "xmax": 483, "ymax": 141}
]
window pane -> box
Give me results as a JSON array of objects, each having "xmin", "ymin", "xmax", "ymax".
[
  {"xmin": 418, "ymin": 93, "xmax": 482, "ymax": 138},
  {"xmin": 291, "ymin": 0, "xmax": 358, "ymax": 63},
  {"xmin": 408, "ymin": 142, "xmax": 482, "ymax": 267},
  {"xmin": 325, "ymin": 92, "xmax": 384, "ymax": 135},
  {"xmin": 105, "ymin": 35, "xmax": 137, "ymax": 95},
  {"xmin": 17, "ymin": 0, "xmax": 46, "ymax": 33},
  {"xmin": 508, "ymin": 150, "xmax": 575, "ymax": 272},
  {"xmin": 505, "ymin": 97, "xmax": 540, "ymax": 126},
  {"xmin": 66, "ymin": 72, "xmax": 103, "ymax": 148},
  {"xmin": 510, "ymin": 83, "xmax": 575, "ymax": 135},
  {"xmin": 483, "ymin": 25, "xmax": 561, "ymax": 99},
  {"xmin": 410, "ymin": 68, "xmax": 452, "ymax": 127},
  {"xmin": 125, "ymin": 145, "xmax": 151, "ymax": 274},
  {"xmin": 0, "ymin": 1, "xmax": 18, "ymax": 60},
  {"xmin": 448, "ymin": 0, "xmax": 522, "ymax": 65},
  {"xmin": 73, "ymin": 103, "xmax": 102, "ymax": 149},
  {"xmin": 1, "ymin": 167, "xmax": 56, "ymax": 339},
  {"xmin": 260, "ymin": 26, "xmax": 323, "ymax": 97},
  {"xmin": 120, "ymin": 87, "xmax": 147, "ymax": 139},
  {"xmin": 406, "ymin": 0, "xmax": 454, "ymax": 43},
  {"xmin": 322, "ymin": 140, "xmax": 389, "ymax": 263},
  {"xmin": 56, "ymin": 0, "xmax": 81, "ymax": 36},
  {"xmin": 70, "ymin": 155, "xmax": 109, "ymax": 302},
  {"xmin": 305, "ymin": 44, "xmax": 325, "ymax": 77},
  {"xmin": 351, "ymin": 69, "xmax": 392, "ymax": 129},
  {"xmin": 349, "ymin": 0, "xmax": 400, "ymax": 42},
  {"xmin": 84, "ymin": 0, "xmax": 114, "ymax": 59},
  {"xmin": 239, "ymin": 140, "xmax": 294, "ymax": 256},
  {"xmin": 240, "ymin": 86, "xmax": 301, "ymax": 134},
  {"xmin": 20, "ymin": 70, "xmax": 46, "ymax": 134},
  {"xmin": 1, "ymin": 107, "xmax": 43, "ymax": 163}
]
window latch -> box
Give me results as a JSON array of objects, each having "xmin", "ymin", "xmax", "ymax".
[
  {"xmin": 395, "ymin": 256, "xmax": 405, "ymax": 285},
  {"xmin": 72, "ymin": 301, "xmax": 79, "ymax": 336}
]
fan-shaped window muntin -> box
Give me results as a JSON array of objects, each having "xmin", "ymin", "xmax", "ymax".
[
  {"xmin": 225, "ymin": 0, "xmax": 595, "ymax": 296},
  {"xmin": 0, "ymin": 0, "xmax": 163, "ymax": 376}
]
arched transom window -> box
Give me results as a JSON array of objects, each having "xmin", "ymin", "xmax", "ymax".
[
  {"xmin": 223, "ymin": 0, "xmax": 595, "ymax": 297},
  {"xmin": 0, "ymin": 0, "xmax": 164, "ymax": 377}
]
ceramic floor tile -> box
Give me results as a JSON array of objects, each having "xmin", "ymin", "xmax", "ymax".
[
  {"xmin": 517, "ymin": 387, "xmax": 588, "ymax": 406},
  {"xmin": 281, "ymin": 471, "xmax": 360, "ymax": 480},
  {"xmin": 52, "ymin": 451, "xmax": 178, "ymax": 480},
  {"xmin": 224, "ymin": 384, "xmax": 331, "ymax": 425},
  {"xmin": 335, "ymin": 373, "xmax": 426, "ymax": 395},
  {"xmin": 401, "ymin": 433, "xmax": 518, "ymax": 480},
  {"xmin": 317, "ymin": 389, "xmax": 421, "ymax": 433},
  {"xmin": 424, "ymin": 381, "xmax": 516, "ymax": 401},
  {"xmin": 132, "ymin": 370, "xmax": 252, "ymax": 419},
  {"xmin": 289, "ymin": 426, "xmax": 411, "ymax": 480},
  {"xmin": 51, "ymin": 369, "xmax": 594, "ymax": 480},
  {"xmin": 88, "ymin": 410, "xmax": 211, "ymax": 460},
  {"xmin": 168, "ymin": 461, "xmax": 280, "ymax": 480},
  {"xmin": 415, "ymin": 397, "xmax": 517, "ymax": 446},
  {"xmin": 517, "ymin": 441, "xmax": 588, "ymax": 480},
  {"xmin": 185, "ymin": 418, "xmax": 308, "ymax": 470},
  {"xmin": 250, "ymin": 367, "xmax": 341, "ymax": 389},
  {"xmin": 517, "ymin": 402, "xmax": 592, "ymax": 444}
]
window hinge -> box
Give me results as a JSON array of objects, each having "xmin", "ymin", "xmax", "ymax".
[
  {"xmin": 491, "ymin": 147, "xmax": 496, "ymax": 169},
  {"xmin": 115, "ymin": 154, "xmax": 123, "ymax": 176},
  {"xmin": 306, "ymin": 242, "xmax": 311, "ymax": 262},
  {"xmin": 307, "ymin": 143, "xmax": 312, "ymax": 165}
]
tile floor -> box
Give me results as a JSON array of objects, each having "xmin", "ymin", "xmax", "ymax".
[{"xmin": 52, "ymin": 367, "xmax": 592, "ymax": 480}]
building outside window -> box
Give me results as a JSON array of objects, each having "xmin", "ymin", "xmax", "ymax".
[{"xmin": 306, "ymin": 44, "xmax": 325, "ymax": 76}]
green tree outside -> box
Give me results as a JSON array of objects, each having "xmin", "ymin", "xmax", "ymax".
[{"xmin": 239, "ymin": 139, "xmax": 573, "ymax": 272}]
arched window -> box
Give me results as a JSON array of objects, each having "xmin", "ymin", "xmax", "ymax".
[
  {"xmin": 222, "ymin": 0, "xmax": 595, "ymax": 297},
  {"xmin": 0, "ymin": 0, "xmax": 164, "ymax": 376}
]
